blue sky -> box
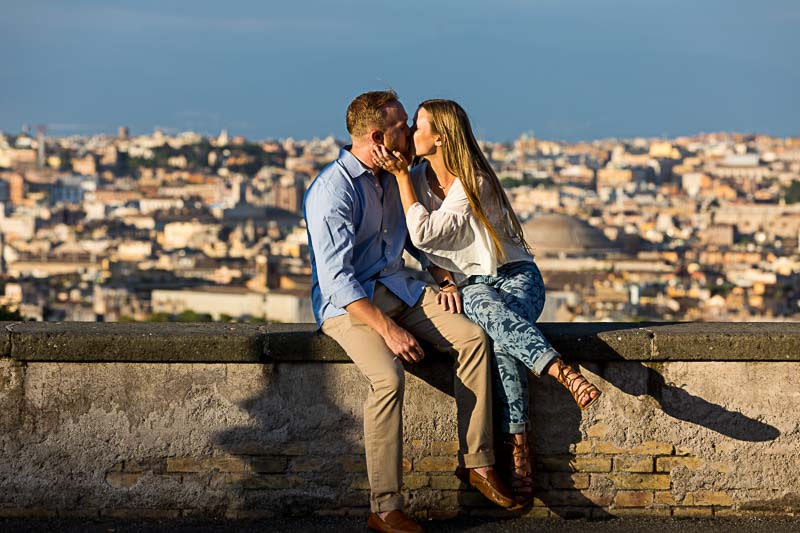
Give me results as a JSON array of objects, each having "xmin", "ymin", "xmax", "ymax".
[{"xmin": 2, "ymin": 0, "xmax": 798, "ymax": 141}]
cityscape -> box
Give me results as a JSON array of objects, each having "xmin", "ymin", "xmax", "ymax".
[{"xmin": 0, "ymin": 125, "xmax": 798, "ymax": 324}]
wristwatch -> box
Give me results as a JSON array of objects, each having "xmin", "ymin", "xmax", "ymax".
[{"xmin": 438, "ymin": 279, "xmax": 456, "ymax": 290}]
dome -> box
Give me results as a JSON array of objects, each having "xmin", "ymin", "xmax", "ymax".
[{"xmin": 523, "ymin": 213, "xmax": 621, "ymax": 255}]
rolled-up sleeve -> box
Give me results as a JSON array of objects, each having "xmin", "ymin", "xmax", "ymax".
[{"xmin": 305, "ymin": 180, "xmax": 367, "ymax": 309}]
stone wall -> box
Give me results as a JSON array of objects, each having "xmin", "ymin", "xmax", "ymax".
[{"xmin": 0, "ymin": 321, "xmax": 798, "ymax": 520}]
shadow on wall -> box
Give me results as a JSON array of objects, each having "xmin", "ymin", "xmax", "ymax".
[
  {"xmin": 211, "ymin": 361, "xmax": 370, "ymax": 516},
  {"xmin": 558, "ymin": 322, "xmax": 781, "ymax": 443},
  {"xmin": 209, "ymin": 321, "xmax": 780, "ymax": 520},
  {"xmin": 404, "ymin": 343, "xmax": 612, "ymax": 518},
  {"xmin": 405, "ymin": 322, "xmax": 780, "ymax": 519}
]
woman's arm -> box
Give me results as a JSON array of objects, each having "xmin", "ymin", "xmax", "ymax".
[
  {"xmin": 374, "ymin": 145, "xmax": 418, "ymax": 215},
  {"xmin": 427, "ymin": 265, "xmax": 462, "ymax": 313}
]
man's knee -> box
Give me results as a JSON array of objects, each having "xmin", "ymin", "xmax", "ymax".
[
  {"xmin": 457, "ymin": 320, "xmax": 490, "ymax": 356},
  {"xmin": 372, "ymin": 359, "xmax": 405, "ymax": 395}
]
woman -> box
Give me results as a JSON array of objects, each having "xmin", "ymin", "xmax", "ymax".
[{"xmin": 372, "ymin": 99, "xmax": 601, "ymax": 506}]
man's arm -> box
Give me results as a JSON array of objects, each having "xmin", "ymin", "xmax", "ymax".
[
  {"xmin": 345, "ymin": 299, "xmax": 424, "ymax": 363},
  {"xmin": 305, "ymin": 178, "xmax": 424, "ymax": 363}
]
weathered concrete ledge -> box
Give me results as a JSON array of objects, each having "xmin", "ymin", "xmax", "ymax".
[
  {"xmin": 3, "ymin": 321, "xmax": 800, "ymax": 362},
  {"xmin": 1, "ymin": 321, "xmax": 798, "ymax": 520}
]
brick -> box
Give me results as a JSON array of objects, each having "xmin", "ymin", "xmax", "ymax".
[
  {"xmin": 180, "ymin": 509, "xmax": 218, "ymax": 519},
  {"xmin": 593, "ymin": 441, "xmax": 625, "ymax": 454},
  {"xmin": 656, "ymin": 457, "xmax": 705, "ymax": 472},
  {"xmin": 715, "ymin": 509, "xmax": 793, "ymax": 518},
  {"xmin": 430, "ymin": 441, "xmax": 460, "ymax": 455},
  {"xmin": 630, "ymin": 442, "xmax": 674, "ymax": 455},
  {"xmin": 403, "ymin": 457, "xmax": 413, "ymax": 473},
  {"xmin": 241, "ymin": 474, "xmax": 303, "ymax": 490},
  {"xmin": 550, "ymin": 507, "xmax": 595, "ymax": 519},
  {"xmin": 222, "ymin": 473, "xmax": 250, "ymax": 485},
  {"xmin": 231, "ymin": 442, "xmax": 307, "ymax": 455},
  {"xmin": 123, "ymin": 459, "xmax": 159, "ymax": 473},
  {"xmin": 572, "ymin": 441, "xmax": 593, "ymax": 455},
  {"xmin": 539, "ymin": 455, "xmax": 570, "ymax": 471},
  {"xmin": 102, "ymin": 509, "xmax": 181, "ymax": 519},
  {"xmin": 0, "ymin": 508, "xmax": 58, "ymax": 518},
  {"xmin": 166, "ymin": 458, "xmax": 202, "ymax": 473},
  {"xmin": 105, "ymin": 472, "xmax": 143, "ymax": 489},
  {"xmin": 674, "ymin": 446, "xmax": 693, "ymax": 456},
  {"xmin": 539, "ymin": 456, "xmax": 611, "ymax": 472},
  {"xmin": 415, "ymin": 456, "xmax": 457, "ymax": 472},
  {"xmin": 610, "ymin": 474, "xmax": 670, "ymax": 490},
  {"xmin": 614, "ymin": 490, "xmax": 654, "ymax": 508},
  {"xmin": 521, "ymin": 507, "xmax": 551, "ymax": 519},
  {"xmin": 282, "ymin": 442, "xmax": 308, "ymax": 456},
  {"xmin": 224, "ymin": 510, "xmax": 276, "ymax": 519},
  {"xmin": 608, "ymin": 507, "xmax": 670, "ymax": 518},
  {"xmin": 655, "ymin": 491, "xmax": 677, "ymax": 506},
  {"xmin": 338, "ymin": 455, "xmax": 367, "ymax": 473},
  {"xmin": 202, "ymin": 457, "xmax": 249, "ymax": 472},
  {"xmin": 248, "ymin": 456, "xmax": 287, "ymax": 473},
  {"xmin": 572, "ymin": 457, "xmax": 613, "ymax": 472},
  {"xmin": 350, "ymin": 476, "xmax": 371, "ymax": 490},
  {"xmin": 681, "ymin": 491, "xmax": 732, "ymax": 507},
  {"xmin": 673, "ymin": 507, "xmax": 714, "ymax": 518},
  {"xmin": 614, "ymin": 456, "xmax": 654, "ymax": 473},
  {"xmin": 586, "ymin": 423, "xmax": 610, "ymax": 439},
  {"xmin": 430, "ymin": 475, "xmax": 463, "ymax": 490},
  {"xmin": 543, "ymin": 473, "xmax": 590, "ymax": 490},
  {"xmin": 57, "ymin": 509, "xmax": 101, "ymax": 519},
  {"xmin": 536, "ymin": 490, "xmax": 612, "ymax": 507},
  {"xmin": 290, "ymin": 456, "xmax": 326, "ymax": 472},
  {"xmin": 166, "ymin": 457, "xmax": 248, "ymax": 473},
  {"xmin": 403, "ymin": 474, "xmax": 429, "ymax": 490},
  {"xmin": 438, "ymin": 492, "xmax": 461, "ymax": 509},
  {"xmin": 458, "ymin": 491, "xmax": 493, "ymax": 507},
  {"xmin": 338, "ymin": 490, "xmax": 370, "ymax": 507}
]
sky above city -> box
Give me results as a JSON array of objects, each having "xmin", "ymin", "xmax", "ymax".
[{"xmin": 2, "ymin": 0, "xmax": 799, "ymax": 142}]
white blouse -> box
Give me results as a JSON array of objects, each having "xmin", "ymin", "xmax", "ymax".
[{"xmin": 405, "ymin": 162, "xmax": 532, "ymax": 284}]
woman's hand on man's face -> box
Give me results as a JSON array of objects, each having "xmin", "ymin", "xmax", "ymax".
[{"xmin": 372, "ymin": 145, "xmax": 410, "ymax": 176}]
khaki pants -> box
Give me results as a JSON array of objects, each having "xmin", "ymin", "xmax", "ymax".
[{"xmin": 322, "ymin": 284, "xmax": 494, "ymax": 513}]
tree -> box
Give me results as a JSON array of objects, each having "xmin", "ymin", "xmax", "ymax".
[
  {"xmin": 784, "ymin": 180, "xmax": 800, "ymax": 204},
  {"xmin": 0, "ymin": 306, "xmax": 23, "ymax": 320}
]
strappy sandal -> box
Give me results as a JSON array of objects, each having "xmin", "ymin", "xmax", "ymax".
[
  {"xmin": 553, "ymin": 359, "xmax": 602, "ymax": 410},
  {"xmin": 500, "ymin": 433, "xmax": 534, "ymax": 509}
]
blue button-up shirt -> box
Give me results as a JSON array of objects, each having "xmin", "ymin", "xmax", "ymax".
[{"xmin": 303, "ymin": 147, "xmax": 429, "ymax": 327}]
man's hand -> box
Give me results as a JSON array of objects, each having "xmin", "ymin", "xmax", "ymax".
[
  {"xmin": 436, "ymin": 287, "xmax": 463, "ymax": 314},
  {"xmin": 383, "ymin": 320, "xmax": 425, "ymax": 363},
  {"xmin": 345, "ymin": 297, "xmax": 424, "ymax": 364}
]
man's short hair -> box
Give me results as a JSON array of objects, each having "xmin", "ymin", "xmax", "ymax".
[{"xmin": 346, "ymin": 90, "xmax": 399, "ymax": 137}]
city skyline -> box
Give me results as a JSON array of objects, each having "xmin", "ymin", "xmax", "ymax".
[{"xmin": 2, "ymin": 0, "xmax": 799, "ymax": 142}]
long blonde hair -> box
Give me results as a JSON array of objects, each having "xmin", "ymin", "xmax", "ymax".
[{"xmin": 419, "ymin": 99, "xmax": 532, "ymax": 260}]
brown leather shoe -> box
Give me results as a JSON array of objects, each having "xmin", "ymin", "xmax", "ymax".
[
  {"xmin": 367, "ymin": 510, "xmax": 424, "ymax": 533},
  {"xmin": 455, "ymin": 466, "xmax": 516, "ymax": 508}
]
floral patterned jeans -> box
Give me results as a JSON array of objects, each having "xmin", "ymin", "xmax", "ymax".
[{"xmin": 462, "ymin": 261, "xmax": 559, "ymax": 434}]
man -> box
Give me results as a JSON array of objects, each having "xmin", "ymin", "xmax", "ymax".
[{"xmin": 303, "ymin": 90, "xmax": 514, "ymax": 533}]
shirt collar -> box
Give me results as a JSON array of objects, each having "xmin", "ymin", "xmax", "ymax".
[{"xmin": 338, "ymin": 145, "xmax": 372, "ymax": 180}]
